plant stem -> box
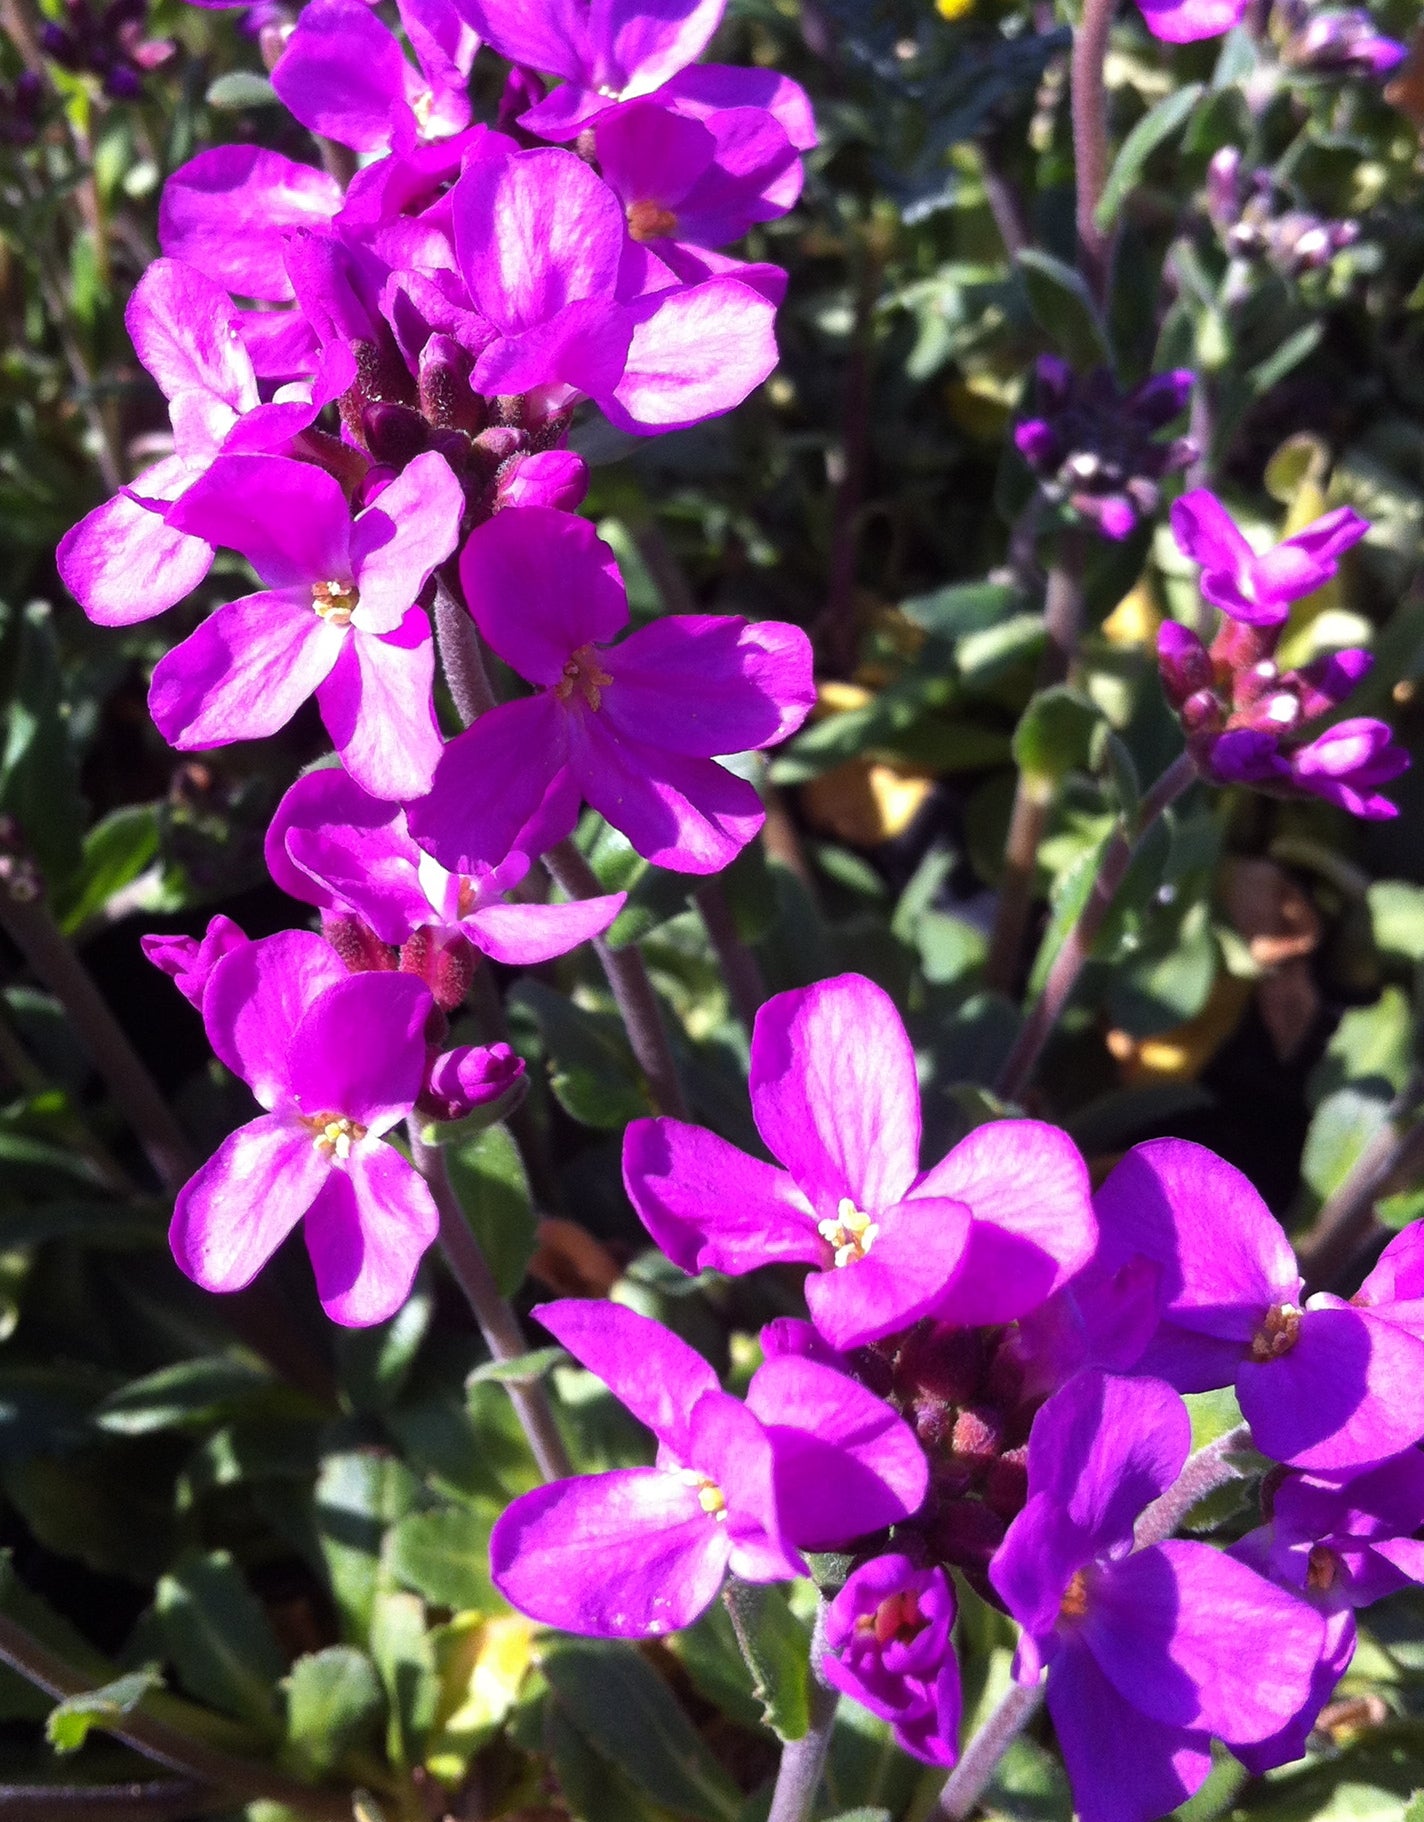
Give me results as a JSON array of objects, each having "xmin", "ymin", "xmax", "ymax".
[
  {"xmin": 544, "ymin": 840, "xmax": 690, "ymax": 1121},
  {"xmin": 994, "ymin": 751, "xmax": 1196, "ymax": 1103},
  {"xmin": 408, "ymin": 1129, "xmax": 571, "ymax": 1482},
  {"xmin": 1070, "ymin": 0, "xmax": 1117, "ymax": 305},
  {"xmin": 765, "ymin": 1603, "xmax": 839, "ymax": 1822},
  {"xmin": 694, "ymin": 880, "xmax": 767, "ymax": 1034},
  {"xmin": 0, "ymin": 1612, "xmax": 351, "ymax": 1821},
  {"xmin": 0, "ymin": 1780, "xmax": 230, "ymax": 1820},
  {"xmin": 1134, "ymin": 1424, "xmax": 1253, "ymax": 1548},
  {"xmin": 936, "ymin": 1681, "xmax": 1045, "ymax": 1819},
  {"xmin": 985, "ymin": 539, "xmax": 1088, "ymax": 993},
  {"xmin": 433, "ymin": 570, "xmax": 497, "ymax": 722},
  {"xmin": 0, "ymin": 877, "xmax": 194, "ymax": 1195},
  {"xmin": 1296, "ymin": 1080, "xmax": 1424, "ymax": 1291}
]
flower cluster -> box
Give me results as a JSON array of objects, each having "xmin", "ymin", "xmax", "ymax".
[
  {"xmin": 1207, "ymin": 148, "xmax": 1359, "ymax": 280},
  {"xmin": 491, "ymin": 974, "xmax": 1424, "ymax": 1821},
  {"xmin": 1013, "ymin": 358, "xmax": 1196, "ymax": 541},
  {"xmin": 1159, "ymin": 488, "xmax": 1409, "ymax": 818}
]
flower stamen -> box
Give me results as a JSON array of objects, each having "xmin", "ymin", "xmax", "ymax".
[
  {"xmin": 312, "ymin": 579, "xmax": 359, "ymax": 626},
  {"xmin": 1251, "ymin": 1301, "xmax": 1302, "ymax": 1362},
  {"xmin": 676, "ymin": 1467, "xmax": 728, "ymax": 1521},
  {"xmin": 555, "ymin": 643, "xmax": 614, "ymax": 711},
  {"xmin": 305, "ymin": 1112, "xmax": 367, "ymax": 1162},
  {"xmin": 818, "ymin": 1197, "xmax": 880, "ymax": 1268}
]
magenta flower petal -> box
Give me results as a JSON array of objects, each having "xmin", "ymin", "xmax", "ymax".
[
  {"xmin": 804, "ymin": 1195, "xmax": 972, "ymax": 1352},
  {"xmin": 1170, "ymin": 487, "xmax": 1254, "ymax": 573},
  {"xmin": 317, "ymin": 612, "xmax": 443, "ymax": 802},
  {"xmin": 571, "ymin": 716, "xmax": 766, "ymax": 874},
  {"xmin": 126, "ymin": 257, "xmax": 256, "ymax": 409},
  {"xmin": 1082, "ymin": 1541, "xmax": 1325, "ymax": 1743},
  {"xmin": 349, "ymin": 452, "xmax": 464, "ymax": 636},
  {"xmin": 621, "ymin": 1117, "xmax": 822, "ymax": 1275},
  {"xmin": 685, "ymin": 1390, "xmax": 804, "ymax": 1583},
  {"xmin": 149, "ymin": 591, "xmax": 346, "ymax": 750},
  {"xmin": 459, "ymin": 508, "xmax": 628, "ymax": 684},
  {"xmin": 750, "ymin": 974, "xmax": 921, "ymax": 1214},
  {"xmin": 266, "ymin": 769, "xmax": 429, "ymax": 941},
  {"xmin": 664, "ymin": 64, "xmax": 818, "ymax": 151},
  {"xmin": 917, "ymin": 1119, "xmax": 1096, "ymax": 1326},
  {"xmin": 407, "ymin": 694, "xmax": 570, "ymax": 872},
  {"xmin": 166, "ymin": 454, "xmax": 353, "ymax": 589},
  {"xmin": 170, "ymin": 1114, "xmax": 325, "ymax": 1292},
  {"xmin": 534, "ymin": 1297, "xmax": 718, "ymax": 1454},
  {"xmin": 1355, "ymin": 1221, "xmax": 1424, "ymax": 1312},
  {"xmin": 745, "ymin": 1355, "xmax": 927, "ymax": 1548},
  {"xmin": 454, "ymin": 0, "xmax": 588, "ymax": 80},
  {"xmin": 58, "ymin": 470, "xmax": 214, "ymax": 627},
  {"xmin": 596, "ymin": 102, "xmax": 714, "ymax": 216},
  {"xmin": 1238, "ymin": 1302, "xmax": 1424, "ymax": 1470},
  {"xmin": 1028, "ymin": 1371, "xmax": 1190, "ymax": 1557},
  {"xmin": 1133, "ymin": 0, "xmax": 1247, "ymax": 41},
  {"xmin": 600, "ymin": 614, "xmax": 814, "ymax": 756},
  {"xmin": 143, "ymin": 914, "xmax": 249, "ymax": 1013},
  {"xmin": 596, "ymin": 0, "xmax": 727, "ymax": 96},
  {"xmin": 490, "ymin": 1468, "xmax": 729, "ymax": 1637},
  {"xmin": 1046, "ymin": 1641, "xmax": 1213, "ymax": 1822},
  {"xmin": 202, "ymin": 928, "xmax": 348, "ymax": 1108},
  {"xmin": 288, "ymin": 972, "xmax": 432, "ymax": 1135},
  {"xmin": 453, "ymin": 147, "xmax": 624, "ymax": 334},
  {"xmin": 462, "ymin": 895, "xmax": 626, "ymax": 964},
  {"xmin": 272, "ymin": 0, "xmax": 418, "ymax": 153},
  {"xmin": 602, "ymin": 278, "xmax": 779, "ymax": 433},
  {"xmin": 158, "ymin": 146, "xmax": 342, "ymax": 303},
  {"xmin": 304, "ymin": 1148, "xmax": 440, "ymax": 1325}
]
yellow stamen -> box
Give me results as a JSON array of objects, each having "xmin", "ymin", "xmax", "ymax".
[
  {"xmin": 304, "ymin": 1111, "xmax": 367, "ymax": 1162},
  {"xmin": 817, "ymin": 1196, "xmax": 880, "ymax": 1267},
  {"xmin": 554, "ymin": 643, "xmax": 614, "ymax": 711},
  {"xmin": 1250, "ymin": 1302, "xmax": 1302, "ymax": 1362},
  {"xmin": 627, "ymin": 199, "xmax": 679, "ymax": 242},
  {"xmin": 312, "ymin": 579, "xmax": 359, "ymax": 627},
  {"xmin": 677, "ymin": 1467, "xmax": 728, "ymax": 1522}
]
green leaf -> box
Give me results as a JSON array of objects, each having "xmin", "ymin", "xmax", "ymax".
[
  {"xmin": 543, "ymin": 1639, "xmax": 743, "ymax": 1822},
  {"xmin": 1247, "ymin": 322, "xmax": 1324, "ymax": 399},
  {"xmin": 206, "ymin": 70, "xmax": 281, "ymax": 107},
  {"xmin": 0, "ymin": 602, "xmax": 83, "ymax": 887},
  {"xmin": 388, "ymin": 1505, "xmax": 499, "ymax": 1612},
  {"xmin": 510, "ymin": 980, "xmax": 649, "ymax": 1129},
  {"xmin": 53, "ymin": 804, "xmax": 160, "ymax": 935},
  {"xmin": 1027, "ymin": 831, "xmax": 1114, "ymax": 998},
  {"xmin": 1095, "ymin": 85, "xmax": 1204, "ymax": 229},
  {"xmin": 824, "ymin": 1812, "xmax": 892, "ymax": 1822},
  {"xmin": 721, "ymin": 1582, "xmax": 811, "ymax": 1742},
  {"xmin": 45, "ymin": 1668, "xmax": 162, "ymax": 1753},
  {"xmin": 155, "ymin": 1552, "xmax": 284, "ymax": 1733},
  {"xmin": 1012, "ymin": 687, "xmax": 1101, "ymax": 784},
  {"xmin": 1310, "ymin": 987, "xmax": 1414, "ymax": 1104},
  {"xmin": 314, "ymin": 1451, "xmax": 420, "ymax": 1638},
  {"xmin": 1403, "ymin": 1793, "xmax": 1424, "ymax": 1822},
  {"xmin": 467, "ymin": 1345, "xmax": 567, "ymax": 1385},
  {"xmin": 1016, "ymin": 249, "xmax": 1113, "ymax": 370},
  {"xmin": 1369, "ymin": 881, "xmax": 1424, "ymax": 964},
  {"xmin": 369, "ymin": 1588, "xmax": 439, "ymax": 1772},
  {"xmin": 444, "ymin": 1124, "xmax": 537, "ymax": 1298},
  {"xmin": 94, "ymin": 1356, "xmax": 273, "ymax": 1435},
  {"xmin": 283, "ymin": 1646, "xmax": 385, "ymax": 1778},
  {"xmin": 1301, "ymin": 1087, "xmax": 1393, "ymax": 1208}
]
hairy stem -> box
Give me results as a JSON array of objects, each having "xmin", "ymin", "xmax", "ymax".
[
  {"xmin": 544, "ymin": 840, "xmax": 690, "ymax": 1121},
  {"xmin": 765, "ymin": 1604, "xmax": 839, "ymax": 1822},
  {"xmin": 994, "ymin": 751, "xmax": 1196, "ymax": 1103},
  {"xmin": 1070, "ymin": 0, "xmax": 1118, "ymax": 305},
  {"xmin": 433, "ymin": 570, "xmax": 497, "ymax": 722},
  {"xmin": 936, "ymin": 1681, "xmax": 1045, "ymax": 1819},
  {"xmin": 409, "ymin": 1129, "xmax": 571, "ymax": 1482},
  {"xmin": 1135, "ymin": 1424, "xmax": 1253, "ymax": 1547},
  {"xmin": 0, "ymin": 1612, "xmax": 351, "ymax": 1821},
  {"xmin": 0, "ymin": 1780, "xmax": 230, "ymax": 1820}
]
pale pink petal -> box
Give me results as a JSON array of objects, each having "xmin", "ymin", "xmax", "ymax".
[
  {"xmin": 201, "ymin": 929, "xmax": 348, "ymax": 1107},
  {"xmin": 165, "ymin": 453, "xmax": 353, "ymax": 589},
  {"xmin": 601, "ymin": 277, "xmax": 778, "ymax": 433},
  {"xmin": 158, "ymin": 146, "xmax": 342, "ymax": 303},
  {"xmin": 58, "ymin": 467, "xmax": 214, "ymax": 626},
  {"xmin": 458, "ymin": 507, "xmax": 627, "ymax": 684},
  {"xmin": 601, "ymin": 615, "xmax": 814, "ymax": 756},
  {"xmin": 287, "ymin": 972, "xmax": 431, "ymax": 1134},
  {"xmin": 305, "ymin": 1147, "xmax": 439, "ymax": 1325},
  {"xmin": 349, "ymin": 451, "xmax": 464, "ymax": 634},
  {"xmin": 318, "ymin": 611, "xmax": 443, "ymax": 801}
]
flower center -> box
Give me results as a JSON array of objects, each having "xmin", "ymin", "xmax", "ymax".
[
  {"xmin": 856, "ymin": 1589, "xmax": 925, "ymax": 1647},
  {"xmin": 1307, "ymin": 1544, "xmax": 1340, "ymax": 1593},
  {"xmin": 311, "ymin": 579, "xmax": 359, "ymax": 626},
  {"xmin": 554, "ymin": 643, "xmax": 614, "ymax": 712},
  {"xmin": 304, "ymin": 1112, "xmax": 367, "ymax": 1161},
  {"xmin": 817, "ymin": 1197, "xmax": 879, "ymax": 1268},
  {"xmin": 677, "ymin": 1468, "xmax": 728, "ymax": 1521},
  {"xmin": 1059, "ymin": 1569, "xmax": 1090, "ymax": 1621},
  {"xmin": 627, "ymin": 199, "xmax": 680, "ymax": 242},
  {"xmin": 455, "ymin": 876, "xmax": 479, "ymax": 919},
  {"xmin": 1250, "ymin": 1301, "xmax": 1302, "ymax": 1362}
]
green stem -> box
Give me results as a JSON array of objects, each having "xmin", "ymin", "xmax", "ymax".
[
  {"xmin": 936, "ymin": 1681, "xmax": 1044, "ymax": 1819},
  {"xmin": 764, "ymin": 1603, "xmax": 838, "ymax": 1822},
  {"xmin": 1070, "ymin": 0, "xmax": 1117, "ymax": 304}
]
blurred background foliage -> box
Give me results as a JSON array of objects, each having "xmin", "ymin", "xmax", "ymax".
[{"xmin": 4, "ymin": 0, "xmax": 1424, "ymax": 1817}]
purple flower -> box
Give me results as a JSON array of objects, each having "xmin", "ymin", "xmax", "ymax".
[
  {"xmin": 1290, "ymin": 717, "xmax": 1411, "ymax": 818},
  {"xmin": 56, "ymin": 259, "xmax": 352, "ymax": 627},
  {"xmin": 490, "ymin": 1298, "xmax": 927, "ymax": 1637},
  {"xmin": 594, "ymin": 98, "xmax": 801, "ymax": 252},
  {"xmin": 1280, "ymin": 3, "xmax": 1407, "ymax": 77},
  {"xmin": 41, "ymin": 0, "xmax": 174, "ymax": 99},
  {"xmin": 1090, "ymin": 1139, "xmax": 1424, "ymax": 1470},
  {"xmin": 447, "ymin": 142, "xmax": 781, "ymax": 433},
  {"xmin": 271, "ymin": 0, "xmax": 479, "ymax": 155},
  {"xmin": 151, "ymin": 451, "xmax": 463, "ymax": 800},
  {"xmin": 265, "ymin": 764, "xmax": 626, "ymax": 964},
  {"xmin": 1170, "ymin": 488, "xmax": 1368, "ymax": 627},
  {"xmin": 141, "ymin": 913, "xmax": 249, "ymax": 1011},
  {"xmin": 169, "ymin": 930, "xmax": 440, "ymax": 1326},
  {"xmin": 1132, "ymin": 0, "xmax": 1247, "ymax": 40},
  {"xmin": 990, "ymin": 1371, "xmax": 1326, "ymax": 1822},
  {"xmin": 822, "ymin": 1555, "xmax": 962, "ymax": 1766},
  {"xmin": 456, "ymin": 0, "xmax": 727, "ymax": 140},
  {"xmin": 407, "ymin": 507, "xmax": 813, "ymax": 875},
  {"xmin": 623, "ymin": 973, "xmax": 1096, "ymax": 1350},
  {"xmin": 421, "ymin": 1043, "xmax": 525, "ymax": 1121}
]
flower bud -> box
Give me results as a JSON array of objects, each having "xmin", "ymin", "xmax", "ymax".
[{"xmin": 421, "ymin": 1042, "xmax": 526, "ymax": 1122}]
